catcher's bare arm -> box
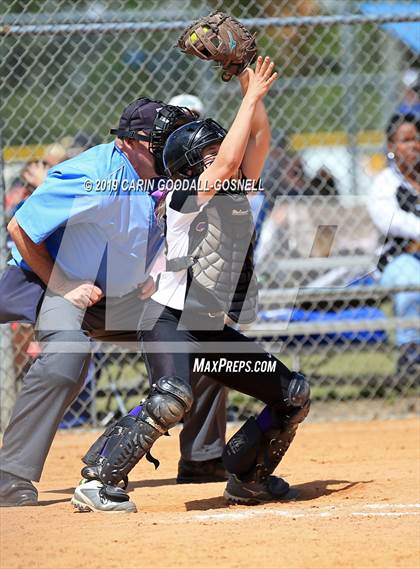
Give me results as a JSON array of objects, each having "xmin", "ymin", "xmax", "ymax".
[
  {"xmin": 198, "ymin": 58, "xmax": 277, "ymax": 203},
  {"xmin": 239, "ymin": 56, "xmax": 273, "ymax": 181}
]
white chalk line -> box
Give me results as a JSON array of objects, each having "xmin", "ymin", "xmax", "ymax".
[
  {"xmin": 352, "ymin": 512, "xmax": 420, "ymax": 517},
  {"xmin": 365, "ymin": 503, "xmax": 420, "ymax": 509},
  {"xmin": 184, "ymin": 504, "xmax": 420, "ymax": 523}
]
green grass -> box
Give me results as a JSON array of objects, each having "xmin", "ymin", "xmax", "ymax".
[
  {"xmin": 90, "ymin": 344, "xmax": 414, "ymax": 421},
  {"xmin": 299, "ymin": 349, "xmax": 395, "ymax": 377}
]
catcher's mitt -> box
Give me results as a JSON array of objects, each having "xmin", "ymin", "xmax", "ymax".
[{"xmin": 178, "ymin": 11, "xmax": 257, "ymax": 82}]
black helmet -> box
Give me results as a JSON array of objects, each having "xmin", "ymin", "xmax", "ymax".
[
  {"xmin": 149, "ymin": 105, "xmax": 199, "ymax": 175},
  {"xmin": 163, "ymin": 119, "xmax": 227, "ymax": 179}
]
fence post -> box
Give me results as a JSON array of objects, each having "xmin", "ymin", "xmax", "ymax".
[
  {"xmin": 340, "ymin": 0, "xmax": 359, "ymax": 194},
  {"xmin": 0, "ymin": 128, "xmax": 17, "ymax": 431}
]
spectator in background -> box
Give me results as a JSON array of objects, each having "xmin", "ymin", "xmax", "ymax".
[
  {"xmin": 263, "ymin": 133, "xmax": 338, "ymax": 201},
  {"xmin": 62, "ymin": 131, "xmax": 101, "ymax": 159},
  {"xmin": 5, "ymin": 178, "xmax": 31, "ymax": 220},
  {"xmin": 169, "ymin": 94, "xmax": 204, "ymax": 117},
  {"xmin": 257, "ymin": 134, "xmax": 338, "ymax": 250},
  {"xmin": 398, "ymin": 69, "xmax": 420, "ymax": 117},
  {"xmin": 5, "ymin": 165, "xmax": 48, "ymax": 255},
  {"xmin": 39, "ymin": 131, "xmax": 101, "ymax": 171},
  {"xmin": 20, "ymin": 160, "xmax": 50, "ymax": 194},
  {"xmin": 6, "ymin": 132, "xmax": 100, "ymax": 228},
  {"xmin": 4, "ymin": 169, "xmax": 44, "ymax": 387},
  {"xmin": 307, "ymin": 167, "xmax": 338, "ymax": 197},
  {"xmin": 255, "ymin": 134, "xmax": 310, "ymax": 246},
  {"xmin": 43, "ymin": 142, "xmax": 68, "ymax": 167},
  {"xmin": 368, "ymin": 112, "xmax": 420, "ymax": 378},
  {"xmin": 16, "ymin": 132, "xmax": 101, "ymax": 197},
  {"xmin": 263, "ymin": 132, "xmax": 311, "ymax": 205}
]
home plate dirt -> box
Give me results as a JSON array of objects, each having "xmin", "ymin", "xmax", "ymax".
[{"xmin": 1, "ymin": 419, "xmax": 419, "ymax": 569}]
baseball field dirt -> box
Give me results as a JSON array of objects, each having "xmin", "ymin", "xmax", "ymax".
[{"xmin": 1, "ymin": 418, "xmax": 419, "ymax": 569}]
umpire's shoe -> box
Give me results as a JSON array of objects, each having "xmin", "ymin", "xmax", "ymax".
[
  {"xmin": 71, "ymin": 480, "xmax": 137, "ymax": 513},
  {"xmin": 224, "ymin": 474, "xmax": 298, "ymax": 505},
  {"xmin": 177, "ymin": 457, "xmax": 228, "ymax": 484},
  {"xmin": 0, "ymin": 470, "xmax": 38, "ymax": 507}
]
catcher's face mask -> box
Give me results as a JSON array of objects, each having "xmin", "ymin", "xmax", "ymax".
[{"xmin": 201, "ymin": 143, "xmax": 221, "ymax": 168}]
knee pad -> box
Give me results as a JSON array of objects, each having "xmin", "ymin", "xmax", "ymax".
[
  {"xmin": 284, "ymin": 371, "xmax": 311, "ymax": 408},
  {"xmin": 143, "ymin": 375, "xmax": 193, "ymax": 432},
  {"xmin": 281, "ymin": 371, "xmax": 311, "ymax": 429},
  {"xmin": 86, "ymin": 376, "xmax": 193, "ymax": 487}
]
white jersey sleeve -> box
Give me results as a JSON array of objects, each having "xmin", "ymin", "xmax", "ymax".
[{"xmin": 367, "ymin": 167, "xmax": 420, "ymax": 240}]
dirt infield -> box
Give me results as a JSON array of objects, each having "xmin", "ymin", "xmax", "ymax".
[{"xmin": 1, "ymin": 418, "xmax": 419, "ymax": 569}]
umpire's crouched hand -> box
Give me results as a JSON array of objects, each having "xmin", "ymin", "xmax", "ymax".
[{"xmin": 61, "ymin": 281, "xmax": 104, "ymax": 308}]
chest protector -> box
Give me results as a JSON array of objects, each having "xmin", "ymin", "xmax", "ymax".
[{"xmin": 166, "ymin": 192, "xmax": 258, "ymax": 324}]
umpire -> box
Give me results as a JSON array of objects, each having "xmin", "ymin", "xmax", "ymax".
[{"xmin": 0, "ymin": 98, "xmax": 226, "ymax": 507}]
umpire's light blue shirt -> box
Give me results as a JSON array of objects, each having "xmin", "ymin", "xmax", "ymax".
[{"xmin": 11, "ymin": 142, "xmax": 162, "ymax": 297}]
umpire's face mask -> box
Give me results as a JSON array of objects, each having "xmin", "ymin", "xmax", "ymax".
[{"xmin": 151, "ymin": 147, "xmax": 166, "ymax": 176}]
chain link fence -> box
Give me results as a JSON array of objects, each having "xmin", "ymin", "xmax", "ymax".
[{"xmin": 1, "ymin": 0, "xmax": 419, "ymax": 429}]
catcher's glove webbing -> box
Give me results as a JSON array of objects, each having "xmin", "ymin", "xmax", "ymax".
[{"xmin": 178, "ymin": 11, "xmax": 257, "ymax": 82}]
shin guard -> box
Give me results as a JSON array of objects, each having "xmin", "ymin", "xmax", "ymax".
[
  {"xmin": 82, "ymin": 376, "xmax": 193, "ymax": 487},
  {"xmin": 223, "ymin": 372, "xmax": 310, "ymax": 482}
]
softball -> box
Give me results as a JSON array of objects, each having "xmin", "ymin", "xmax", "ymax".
[{"xmin": 190, "ymin": 26, "xmax": 209, "ymax": 44}]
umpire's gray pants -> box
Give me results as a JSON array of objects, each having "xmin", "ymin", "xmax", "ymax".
[{"xmin": 0, "ymin": 292, "xmax": 225, "ymax": 482}]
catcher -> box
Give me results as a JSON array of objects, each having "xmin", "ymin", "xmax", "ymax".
[{"xmin": 71, "ymin": 54, "xmax": 310, "ymax": 514}]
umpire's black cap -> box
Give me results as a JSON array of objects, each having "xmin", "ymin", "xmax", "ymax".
[{"xmin": 110, "ymin": 97, "xmax": 165, "ymax": 141}]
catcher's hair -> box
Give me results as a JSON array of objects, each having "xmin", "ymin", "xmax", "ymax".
[
  {"xmin": 386, "ymin": 112, "xmax": 419, "ymax": 142},
  {"xmin": 156, "ymin": 190, "xmax": 168, "ymax": 220}
]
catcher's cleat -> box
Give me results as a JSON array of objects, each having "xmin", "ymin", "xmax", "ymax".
[
  {"xmin": 71, "ymin": 480, "xmax": 137, "ymax": 514},
  {"xmin": 0, "ymin": 471, "xmax": 38, "ymax": 508},
  {"xmin": 223, "ymin": 474, "xmax": 298, "ymax": 505},
  {"xmin": 176, "ymin": 457, "xmax": 228, "ymax": 484}
]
